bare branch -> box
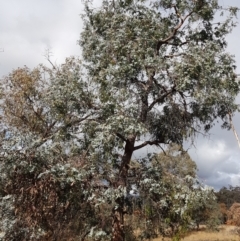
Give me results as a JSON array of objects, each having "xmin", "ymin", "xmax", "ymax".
[
  {"xmin": 44, "ymin": 49, "xmax": 56, "ymax": 69},
  {"xmin": 228, "ymin": 112, "xmax": 240, "ymax": 149},
  {"xmin": 134, "ymin": 139, "xmax": 165, "ymax": 151},
  {"xmin": 159, "ymin": 145, "xmax": 167, "ymax": 155}
]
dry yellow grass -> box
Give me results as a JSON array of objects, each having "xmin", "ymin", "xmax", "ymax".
[{"xmin": 153, "ymin": 225, "xmax": 240, "ymax": 241}]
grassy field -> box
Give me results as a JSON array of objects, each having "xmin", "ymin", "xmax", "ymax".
[{"xmin": 153, "ymin": 225, "xmax": 240, "ymax": 241}]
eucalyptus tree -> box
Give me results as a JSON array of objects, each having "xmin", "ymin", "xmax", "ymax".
[
  {"xmin": 128, "ymin": 145, "xmax": 218, "ymax": 240},
  {"xmin": 152, "ymin": 144, "xmax": 197, "ymax": 178},
  {"xmin": 136, "ymin": 167, "xmax": 217, "ymax": 240},
  {"xmin": 0, "ymin": 59, "xmax": 102, "ymax": 240},
  {"xmin": 80, "ymin": 0, "xmax": 239, "ymax": 240},
  {"xmin": 0, "ymin": 0, "xmax": 239, "ymax": 240}
]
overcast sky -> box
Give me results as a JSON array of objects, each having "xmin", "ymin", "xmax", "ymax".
[{"xmin": 0, "ymin": 0, "xmax": 240, "ymax": 190}]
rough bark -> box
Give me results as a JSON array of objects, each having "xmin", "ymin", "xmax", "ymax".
[
  {"xmin": 112, "ymin": 135, "xmax": 136, "ymax": 241},
  {"xmin": 112, "ymin": 198, "xmax": 125, "ymax": 241}
]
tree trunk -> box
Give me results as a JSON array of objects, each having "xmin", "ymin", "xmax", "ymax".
[
  {"xmin": 111, "ymin": 76, "xmax": 151, "ymax": 241},
  {"xmin": 112, "ymin": 135, "xmax": 136, "ymax": 241},
  {"xmin": 112, "ymin": 198, "xmax": 125, "ymax": 241},
  {"xmin": 111, "ymin": 78, "xmax": 151, "ymax": 240}
]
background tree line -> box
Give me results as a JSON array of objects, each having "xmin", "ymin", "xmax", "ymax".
[{"xmin": 216, "ymin": 186, "xmax": 240, "ymax": 209}]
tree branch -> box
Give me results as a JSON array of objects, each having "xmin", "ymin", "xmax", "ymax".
[
  {"xmin": 116, "ymin": 133, "xmax": 127, "ymax": 142},
  {"xmin": 44, "ymin": 49, "xmax": 56, "ymax": 69},
  {"xmin": 65, "ymin": 113, "xmax": 94, "ymax": 127},
  {"xmin": 43, "ymin": 121, "xmax": 57, "ymax": 138},
  {"xmin": 178, "ymin": 91, "xmax": 188, "ymax": 113},
  {"xmin": 148, "ymin": 85, "xmax": 176, "ymax": 111},
  {"xmin": 228, "ymin": 112, "xmax": 240, "ymax": 149},
  {"xmin": 156, "ymin": 6, "xmax": 194, "ymax": 54},
  {"xmin": 134, "ymin": 139, "xmax": 165, "ymax": 151},
  {"xmin": 28, "ymin": 113, "xmax": 94, "ymax": 149},
  {"xmin": 152, "ymin": 78, "xmax": 168, "ymax": 93},
  {"xmin": 164, "ymin": 53, "xmax": 187, "ymax": 59}
]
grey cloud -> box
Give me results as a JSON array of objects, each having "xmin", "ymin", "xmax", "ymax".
[
  {"xmin": 188, "ymin": 134, "xmax": 240, "ymax": 189},
  {"xmin": 218, "ymin": 157, "xmax": 240, "ymax": 174},
  {"xmin": 205, "ymin": 172, "xmax": 233, "ymax": 191},
  {"xmin": 0, "ymin": 0, "xmax": 84, "ymax": 77}
]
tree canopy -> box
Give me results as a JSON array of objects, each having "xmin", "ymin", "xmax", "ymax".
[
  {"xmin": 0, "ymin": 0, "xmax": 239, "ymax": 240},
  {"xmin": 216, "ymin": 186, "xmax": 240, "ymax": 208}
]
